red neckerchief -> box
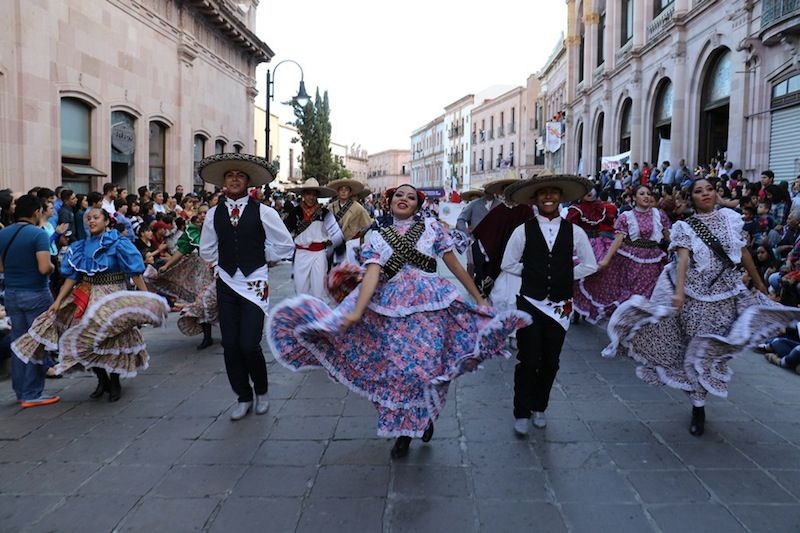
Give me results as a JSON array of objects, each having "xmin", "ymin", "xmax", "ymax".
[{"xmin": 301, "ymin": 203, "xmax": 318, "ymax": 222}]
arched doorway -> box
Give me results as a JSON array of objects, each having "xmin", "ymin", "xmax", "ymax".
[
  {"xmin": 698, "ymin": 48, "xmax": 731, "ymax": 165},
  {"xmin": 619, "ymin": 98, "xmax": 632, "ymax": 153},
  {"xmin": 652, "ymin": 79, "xmax": 672, "ymax": 165},
  {"xmin": 111, "ymin": 110, "xmax": 137, "ymax": 191},
  {"xmin": 595, "ymin": 113, "xmax": 604, "ymax": 176}
]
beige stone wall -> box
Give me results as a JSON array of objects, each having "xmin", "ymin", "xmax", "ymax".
[
  {"xmin": 0, "ymin": 0, "xmax": 267, "ymax": 193},
  {"xmin": 470, "ymin": 87, "xmax": 524, "ymax": 188},
  {"xmin": 368, "ymin": 149, "xmax": 411, "ymax": 194}
]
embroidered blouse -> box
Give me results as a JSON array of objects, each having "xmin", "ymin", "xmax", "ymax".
[{"xmin": 62, "ymin": 229, "xmax": 145, "ymax": 281}]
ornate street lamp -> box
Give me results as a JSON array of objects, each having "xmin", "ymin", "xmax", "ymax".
[{"xmin": 265, "ymin": 59, "xmax": 310, "ymax": 160}]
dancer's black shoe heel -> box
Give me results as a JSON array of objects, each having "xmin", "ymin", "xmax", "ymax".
[
  {"xmin": 90, "ymin": 368, "xmax": 110, "ymax": 399},
  {"xmin": 421, "ymin": 421, "xmax": 434, "ymax": 443},
  {"xmin": 108, "ymin": 373, "xmax": 122, "ymax": 403},
  {"xmin": 197, "ymin": 324, "xmax": 213, "ymax": 350},
  {"xmin": 390, "ymin": 437, "xmax": 412, "ymax": 459},
  {"xmin": 689, "ymin": 406, "xmax": 705, "ymax": 436}
]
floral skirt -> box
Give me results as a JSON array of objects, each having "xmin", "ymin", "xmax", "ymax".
[
  {"xmin": 268, "ymin": 291, "xmax": 530, "ymax": 437},
  {"xmin": 177, "ymin": 279, "xmax": 218, "ymax": 336},
  {"xmin": 573, "ymin": 243, "xmax": 666, "ymax": 324},
  {"xmin": 12, "ymin": 281, "xmax": 169, "ymax": 377},
  {"xmin": 145, "ymin": 253, "xmax": 214, "ymax": 304},
  {"xmin": 603, "ymin": 269, "xmax": 800, "ymax": 402}
]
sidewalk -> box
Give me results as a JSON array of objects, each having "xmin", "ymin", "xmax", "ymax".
[{"xmin": 1, "ymin": 263, "xmax": 799, "ymax": 532}]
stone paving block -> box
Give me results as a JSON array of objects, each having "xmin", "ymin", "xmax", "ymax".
[
  {"xmin": 392, "ymin": 465, "xmax": 470, "ymax": 498},
  {"xmin": 548, "ymin": 468, "xmax": 637, "ymax": 503},
  {"xmin": 387, "ymin": 497, "xmax": 476, "ymax": 533},
  {"xmin": 117, "ymin": 399, "xmax": 177, "ymax": 418},
  {"xmin": 153, "ymin": 464, "xmax": 247, "ymax": 497},
  {"xmin": 769, "ymin": 469, "xmax": 800, "ymax": 499},
  {"xmin": 27, "ymin": 415, "xmax": 102, "ymax": 440},
  {"xmin": 200, "ymin": 415, "xmax": 274, "ymax": 440},
  {"xmin": 716, "ymin": 421, "xmax": 788, "ymax": 444},
  {"xmin": 734, "ymin": 442, "xmax": 800, "ymax": 470},
  {"xmin": 611, "ymin": 384, "xmax": 673, "ymax": 401},
  {"xmin": 252, "ymin": 439, "xmax": 326, "ymax": 466},
  {"xmin": 403, "ymin": 438, "xmax": 464, "ymax": 466},
  {"xmin": 761, "ymin": 421, "xmax": 800, "ymax": 444},
  {"xmin": 535, "ymin": 400, "xmax": 580, "ymax": 420},
  {"xmin": 233, "ymin": 465, "xmax": 317, "ymax": 497},
  {"xmin": 0, "ymin": 435, "xmax": 70, "ymax": 462},
  {"xmin": 478, "ymin": 500, "xmax": 566, "ymax": 533},
  {"xmin": 86, "ymin": 416, "xmax": 156, "ymax": 440},
  {"xmin": 114, "ymin": 437, "xmax": 193, "ymax": 465},
  {"xmin": 466, "ymin": 440, "xmax": 542, "ymax": 469},
  {"xmin": 533, "ymin": 442, "xmax": 615, "ymax": 470},
  {"xmin": 208, "ymin": 496, "xmax": 302, "ymax": 533},
  {"xmin": 586, "ymin": 420, "xmax": 658, "ymax": 444},
  {"xmin": 28, "ymin": 493, "xmax": 139, "ymax": 533},
  {"xmin": 295, "ymin": 380, "xmax": 349, "ymax": 399},
  {"xmin": 333, "ymin": 414, "xmax": 380, "ymax": 440},
  {"xmin": 606, "ymin": 443, "xmax": 685, "ymax": 470},
  {"xmin": 728, "ymin": 504, "xmax": 800, "ymax": 533},
  {"xmin": 626, "ymin": 470, "xmax": 710, "ymax": 503},
  {"xmin": 648, "ymin": 504, "xmax": 747, "ymax": 533},
  {"xmin": 695, "ymin": 469, "xmax": 795, "ymax": 503},
  {"xmin": 625, "ymin": 401, "xmax": 686, "ymax": 421},
  {"xmin": 321, "ymin": 438, "xmax": 390, "ymax": 465},
  {"xmin": 668, "ymin": 441, "xmax": 757, "ymax": 469},
  {"xmin": 472, "ymin": 467, "xmax": 549, "ymax": 501},
  {"xmin": 51, "ymin": 436, "xmax": 128, "ymax": 464},
  {"xmin": 0, "ymin": 417, "xmax": 46, "ymax": 439},
  {"xmin": 342, "ymin": 395, "xmax": 377, "ymax": 416},
  {"xmin": 119, "ymin": 496, "xmax": 221, "ymax": 532},
  {"xmin": 311, "ymin": 465, "xmax": 390, "ymax": 498},
  {"xmin": 560, "ymin": 503, "xmax": 654, "ymax": 533},
  {"xmin": 297, "ymin": 497, "xmax": 385, "ymax": 533},
  {"xmin": 532, "ymin": 419, "xmax": 594, "ymax": 443},
  {"xmin": 269, "ymin": 415, "xmax": 338, "ymax": 440},
  {"xmin": 0, "ymin": 462, "xmax": 37, "ymax": 492},
  {"xmin": 462, "ymin": 417, "xmax": 520, "ymax": 442},
  {"xmin": 78, "ymin": 464, "xmax": 171, "ymax": 495},
  {"xmin": 0, "ymin": 494, "xmax": 62, "ymax": 531},
  {"xmin": 279, "ymin": 397, "xmax": 344, "ymax": 417},
  {"xmin": 178, "ymin": 437, "xmax": 261, "ymax": 465},
  {"xmin": 571, "ymin": 400, "xmax": 635, "ymax": 421},
  {"xmin": 141, "ymin": 416, "xmax": 215, "ymax": 440},
  {"xmin": 3, "ymin": 461, "xmax": 100, "ymax": 495},
  {"xmin": 646, "ymin": 420, "xmax": 725, "ymax": 442}
]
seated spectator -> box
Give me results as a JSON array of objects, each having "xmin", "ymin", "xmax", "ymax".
[{"xmin": 762, "ymin": 323, "xmax": 800, "ymax": 373}]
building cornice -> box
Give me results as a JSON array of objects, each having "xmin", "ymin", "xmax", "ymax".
[
  {"xmin": 471, "ymin": 86, "xmax": 524, "ymax": 113},
  {"xmin": 183, "ymin": 0, "xmax": 274, "ymax": 62},
  {"xmin": 444, "ymin": 94, "xmax": 475, "ymax": 111}
]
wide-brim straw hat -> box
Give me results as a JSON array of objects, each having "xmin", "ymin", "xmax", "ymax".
[
  {"xmin": 287, "ymin": 178, "xmax": 337, "ymax": 198},
  {"xmin": 484, "ymin": 171, "xmax": 522, "ymax": 195},
  {"xmin": 507, "ymin": 172, "xmax": 591, "ymax": 205},
  {"xmin": 197, "ymin": 153, "xmax": 276, "ymax": 188},
  {"xmin": 460, "ymin": 189, "xmax": 484, "ymax": 202},
  {"xmin": 357, "ymin": 187, "xmax": 372, "ymax": 200},
  {"xmin": 327, "ymin": 178, "xmax": 365, "ymax": 196}
]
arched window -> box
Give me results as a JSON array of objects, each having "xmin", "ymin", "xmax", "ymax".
[
  {"xmin": 619, "ymin": 98, "xmax": 632, "ymax": 153},
  {"xmin": 595, "ymin": 113, "xmax": 605, "ymax": 176},
  {"xmin": 193, "ymin": 134, "xmax": 207, "ymax": 193},
  {"xmin": 149, "ymin": 121, "xmax": 167, "ymax": 193},
  {"xmin": 233, "ymin": 143, "xmax": 243, "ymax": 153},
  {"xmin": 111, "ymin": 110, "xmax": 137, "ymax": 192},
  {"xmin": 698, "ymin": 48, "xmax": 731, "ymax": 165},
  {"xmin": 61, "ymin": 97, "xmax": 103, "ymax": 193},
  {"xmin": 652, "ymin": 80, "xmax": 673, "ymax": 165},
  {"xmin": 215, "ymin": 139, "xmax": 226, "ymax": 154}
]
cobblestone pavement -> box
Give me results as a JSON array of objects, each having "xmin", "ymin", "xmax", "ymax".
[{"xmin": 1, "ymin": 263, "xmax": 800, "ymax": 532}]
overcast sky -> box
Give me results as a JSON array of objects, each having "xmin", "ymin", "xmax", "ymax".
[{"xmin": 254, "ymin": 0, "xmax": 567, "ymax": 154}]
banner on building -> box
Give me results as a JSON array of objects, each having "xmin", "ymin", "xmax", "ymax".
[
  {"xmin": 418, "ymin": 187, "xmax": 446, "ymax": 199},
  {"xmin": 545, "ymin": 121, "xmax": 562, "ymax": 153},
  {"xmin": 600, "ymin": 151, "xmax": 631, "ymax": 172},
  {"xmin": 657, "ymin": 138, "xmax": 671, "ymax": 166}
]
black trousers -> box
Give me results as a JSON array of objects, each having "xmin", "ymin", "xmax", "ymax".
[
  {"xmin": 513, "ymin": 296, "xmax": 567, "ymax": 418},
  {"xmin": 217, "ymin": 280, "xmax": 268, "ymax": 402}
]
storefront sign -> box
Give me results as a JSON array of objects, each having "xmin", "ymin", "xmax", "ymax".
[{"xmin": 111, "ymin": 122, "xmax": 136, "ymax": 154}]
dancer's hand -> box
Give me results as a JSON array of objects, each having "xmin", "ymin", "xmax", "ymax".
[
  {"xmin": 342, "ymin": 312, "xmax": 361, "ymax": 329},
  {"xmin": 671, "ymin": 291, "xmax": 685, "ymax": 310},
  {"xmin": 47, "ymin": 300, "xmax": 61, "ymax": 315},
  {"xmin": 598, "ymin": 258, "xmax": 610, "ymax": 270},
  {"xmin": 475, "ymin": 296, "xmax": 489, "ymax": 307}
]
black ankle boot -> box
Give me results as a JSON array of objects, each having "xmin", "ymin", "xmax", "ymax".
[
  {"xmin": 197, "ymin": 324, "xmax": 213, "ymax": 350},
  {"xmin": 390, "ymin": 436, "xmax": 412, "ymax": 459},
  {"xmin": 90, "ymin": 368, "xmax": 110, "ymax": 399},
  {"xmin": 108, "ymin": 373, "xmax": 122, "ymax": 402},
  {"xmin": 690, "ymin": 406, "xmax": 705, "ymax": 436},
  {"xmin": 421, "ymin": 421, "xmax": 434, "ymax": 443}
]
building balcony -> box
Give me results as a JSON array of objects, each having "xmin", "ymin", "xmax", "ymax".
[
  {"xmin": 498, "ymin": 126, "xmax": 505, "ymax": 137},
  {"xmin": 760, "ymin": 0, "xmax": 800, "ymax": 45},
  {"xmin": 648, "ymin": 4, "xmax": 675, "ymax": 41},
  {"xmin": 488, "ymin": 131, "xmax": 495, "ymax": 140},
  {"xmin": 508, "ymin": 122, "xmax": 516, "ymax": 134},
  {"xmin": 615, "ymin": 40, "xmax": 633, "ymax": 64},
  {"xmin": 593, "ymin": 64, "xmax": 605, "ymax": 83}
]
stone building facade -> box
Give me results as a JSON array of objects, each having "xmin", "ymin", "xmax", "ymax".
[
  {"xmin": 564, "ymin": 0, "xmax": 800, "ymax": 181},
  {"xmin": 345, "ymin": 144, "xmax": 369, "ymax": 185},
  {"xmin": 367, "ymin": 149, "xmax": 411, "ymax": 194},
  {"xmin": 470, "ymin": 86, "xmax": 525, "ymax": 188},
  {"xmin": 0, "ymin": 0, "xmax": 271, "ymax": 194},
  {"xmin": 410, "ymin": 115, "xmax": 445, "ymax": 189},
  {"xmin": 444, "ymin": 95, "xmax": 474, "ymax": 190}
]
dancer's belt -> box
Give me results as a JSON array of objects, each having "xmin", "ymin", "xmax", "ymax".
[
  {"xmin": 296, "ymin": 242, "xmax": 327, "ymax": 252},
  {"xmin": 585, "ymin": 230, "xmax": 615, "ymax": 239},
  {"xmin": 84, "ymin": 272, "xmax": 127, "ymax": 285},
  {"xmin": 623, "ymin": 237, "xmax": 660, "ymax": 249}
]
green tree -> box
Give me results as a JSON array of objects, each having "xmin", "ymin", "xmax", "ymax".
[{"xmin": 292, "ymin": 88, "xmax": 334, "ymax": 184}]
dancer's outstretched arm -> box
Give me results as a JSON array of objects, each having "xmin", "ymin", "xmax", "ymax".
[
  {"xmin": 443, "ymin": 251, "xmax": 487, "ymax": 306},
  {"xmin": 48, "ymin": 278, "xmax": 77, "ymax": 314},
  {"xmin": 342, "ymin": 263, "xmax": 381, "ymax": 328}
]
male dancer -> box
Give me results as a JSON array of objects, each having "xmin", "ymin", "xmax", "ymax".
[
  {"xmin": 284, "ymin": 178, "xmax": 344, "ymax": 298},
  {"xmin": 326, "ymin": 178, "xmax": 373, "ymax": 265},
  {"xmin": 198, "ymin": 153, "xmax": 294, "ymax": 421},
  {"xmin": 456, "ymin": 183, "xmax": 504, "ymax": 294},
  {"xmin": 500, "ymin": 174, "xmax": 597, "ymax": 434}
]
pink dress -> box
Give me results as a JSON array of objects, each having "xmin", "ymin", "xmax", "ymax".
[{"xmin": 573, "ymin": 208, "xmax": 671, "ymax": 323}]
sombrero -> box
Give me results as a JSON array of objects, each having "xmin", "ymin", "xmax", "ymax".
[
  {"xmin": 287, "ymin": 178, "xmax": 337, "ymax": 198},
  {"xmin": 327, "ymin": 178, "xmax": 365, "ymax": 196},
  {"xmin": 484, "ymin": 171, "xmax": 522, "ymax": 195},
  {"xmin": 507, "ymin": 172, "xmax": 591, "ymax": 205},
  {"xmin": 357, "ymin": 187, "xmax": 372, "ymax": 200},
  {"xmin": 460, "ymin": 189, "xmax": 484, "ymax": 202},
  {"xmin": 197, "ymin": 153, "xmax": 276, "ymax": 188}
]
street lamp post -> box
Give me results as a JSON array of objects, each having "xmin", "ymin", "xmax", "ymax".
[{"xmin": 265, "ymin": 59, "xmax": 310, "ymax": 161}]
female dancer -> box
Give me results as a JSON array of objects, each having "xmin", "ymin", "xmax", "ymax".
[
  {"xmin": 573, "ymin": 185, "xmax": 670, "ymax": 323},
  {"xmin": 604, "ymin": 178, "xmax": 800, "ymax": 435},
  {"xmin": 268, "ymin": 184, "xmax": 529, "ymax": 458},
  {"xmin": 12, "ymin": 208, "xmax": 168, "ymax": 401}
]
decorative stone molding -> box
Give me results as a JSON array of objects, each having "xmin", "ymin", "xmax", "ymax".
[
  {"xmin": 184, "ymin": 0, "xmax": 273, "ymax": 62},
  {"xmin": 616, "ymin": 40, "xmax": 633, "ymax": 64},
  {"xmin": 567, "ymin": 35, "xmax": 582, "ymax": 46},
  {"xmin": 583, "ymin": 12, "xmax": 601, "ymax": 24},
  {"xmin": 647, "ymin": 4, "xmax": 676, "ymax": 41}
]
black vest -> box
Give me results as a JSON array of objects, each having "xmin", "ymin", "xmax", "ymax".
[
  {"xmin": 214, "ymin": 198, "xmax": 267, "ymax": 277},
  {"xmin": 520, "ymin": 218, "xmax": 574, "ymax": 302}
]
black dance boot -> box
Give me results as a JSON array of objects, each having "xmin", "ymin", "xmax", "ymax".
[
  {"xmin": 90, "ymin": 368, "xmax": 110, "ymax": 399},
  {"xmin": 390, "ymin": 437, "xmax": 412, "ymax": 459},
  {"xmin": 197, "ymin": 323, "xmax": 213, "ymax": 350},
  {"xmin": 421, "ymin": 421, "xmax": 434, "ymax": 443},
  {"xmin": 108, "ymin": 373, "xmax": 122, "ymax": 402},
  {"xmin": 689, "ymin": 406, "xmax": 705, "ymax": 436}
]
